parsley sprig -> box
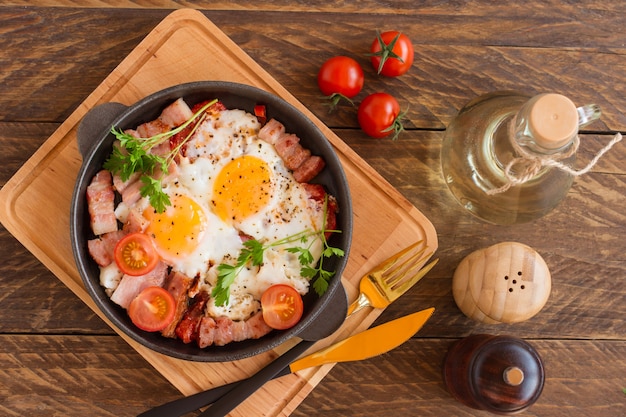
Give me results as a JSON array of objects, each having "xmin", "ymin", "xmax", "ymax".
[
  {"xmin": 212, "ymin": 197, "xmax": 344, "ymax": 306},
  {"xmin": 103, "ymin": 99, "xmax": 217, "ymax": 212}
]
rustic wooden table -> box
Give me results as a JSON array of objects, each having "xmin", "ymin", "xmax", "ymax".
[{"xmin": 1, "ymin": 2, "xmax": 625, "ymax": 416}]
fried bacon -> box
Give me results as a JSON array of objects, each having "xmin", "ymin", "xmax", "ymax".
[
  {"xmin": 135, "ymin": 98, "xmax": 193, "ymax": 138},
  {"xmin": 175, "ymin": 291, "xmax": 210, "ymax": 344},
  {"xmin": 258, "ymin": 118, "xmax": 325, "ymax": 182},
  {"xmin": 86, "ymin": 170, "xmax": 118, "ymax": 236},
  {"xmin": 161, "ymin": 271, "xmax": 196, "ymax": 338},
  {"xmin": 198, "ymin": 311, "xmax": 272, "ymax": 348},
  {"xmin": 87, "ymin": 230, "xmax": 125, "ymax": 267},
  {"xmin": 109, "ymin": 261, "xmax": 168, "ymax": 309}
]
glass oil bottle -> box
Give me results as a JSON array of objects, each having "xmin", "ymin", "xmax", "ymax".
[{"xmin": 440, "ymin": 91, "xmax": 600, "ymax": 225}]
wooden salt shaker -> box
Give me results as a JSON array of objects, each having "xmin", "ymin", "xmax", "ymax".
[
  {"xmin": 443, "ymin": 334, "xmax": 545, "ymax": 415},
  {"xmin": 452, "ymin": 242, "xmax": 551, "ymax": 324}
]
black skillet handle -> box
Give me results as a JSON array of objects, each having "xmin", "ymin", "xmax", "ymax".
[
  {"xmin": 76, "ymin": 102, "xmax": 128, "ymax": 158},
  {"xmin": 296, "ymin": 281, "xmax": 348, "ymax": 340}
]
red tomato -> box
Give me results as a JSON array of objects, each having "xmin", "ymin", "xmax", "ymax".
[
  {"xmin": 317, "ymin": 56, "xmax": 364, "ymax": 109},
  {"xmin": 369, "ymin": 31, "xmax": 414, "ymax": 77},
  {"xmin": 128, "ymin": 286, "xmax": 176, "ymax": 332},
  {"xmin": 357, "ymin": 93, "xmax": 405, "ymax": 140},
  {"xmin": 261, "ymin": 284, "xmax": 304, "ymax": 330},
  {"xmin": 254, "ymin": 104, "xmax": 267, "ymax": 125},
  {"xmin": 114, "ymin": 232, "xmax": 159, "ymax": 276}
]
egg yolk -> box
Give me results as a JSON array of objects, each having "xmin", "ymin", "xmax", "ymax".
[
  {"xmin": 212, "ymin": 155, "xmax": 272, "ymax": 223},
  {"xmin": 143, "ymin": 194, "xmax": 206, "ymax": 261}
]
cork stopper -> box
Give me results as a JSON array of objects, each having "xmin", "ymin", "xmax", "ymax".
[
  {"xmin": 504, "ymin": 366, "xmax": 525, "ymax": 386},
  {"xmin": 528, "ymin": 93, "xmax": 579, "ymax": 149}
]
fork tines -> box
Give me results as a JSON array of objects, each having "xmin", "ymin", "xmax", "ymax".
[{"xmin": 382, "ymin": 241, "xmax": 432, "ymax": 289}]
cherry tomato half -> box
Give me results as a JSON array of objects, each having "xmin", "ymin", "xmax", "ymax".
[
  {"xmin": 357, "ymin": 93, "xmax": 405, "ymax": 140},
  {"xmin": 114, "ymin": 232, "xmax": 160, "ymax": 276},
  {"xmin": 128, "ymin": 286, "xmax": 176, "ymax": 332},
  {"xmin": 261, "ymin": 284, "xmax": 304, "ymax": 330},
  {"xmin": 317, "ymin": 56, "xmax": 364, "ymax": 109},
  {"xmin": 370, "ymin": 31, "xmax": 414, "ymax": 77}
]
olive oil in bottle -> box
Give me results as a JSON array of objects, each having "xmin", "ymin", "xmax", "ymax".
[{"xmin": 440, "ymin": 91, "xmax": 600, "ymax": 225}]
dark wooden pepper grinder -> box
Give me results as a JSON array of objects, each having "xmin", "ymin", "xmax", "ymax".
[{"xmin": 443, "ymin": 334, "xmax": 545, "ymax": 414}]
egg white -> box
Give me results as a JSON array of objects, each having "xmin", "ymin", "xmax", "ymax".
[{"xmin": 132, "ymin": 109, "xmax": 326, "ymax": 320}]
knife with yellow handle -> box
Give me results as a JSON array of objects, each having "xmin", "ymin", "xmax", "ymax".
[
  {"xmin": 138, "ymin": 307, "xmax": 434, "ymax": 417},
  {"xmin": 288, "ymin": 306, "xmax": 435, "ymax": 372}
]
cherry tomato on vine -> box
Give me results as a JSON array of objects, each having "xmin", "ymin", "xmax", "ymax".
[
  {"xmin": 317, "ymin": 56, "xmax": 364, "ymax": 110},
  {"xmin": 357, "ymin": 93, "xmax": 406, "ymax": 140},
  {"xmin": 369, "ymin": 31, "xmax": 414, "ymax": 77},
  {"xmin": 128, "ymin": 286, "xmax": 176, "ymax": 332},
  {"xmin": 114, "ymin": 232, "xmax": 159, "ymax": 276},
  {"xmin": 261, "ymin": 284, "xmax": 304, "ymax": 330}
]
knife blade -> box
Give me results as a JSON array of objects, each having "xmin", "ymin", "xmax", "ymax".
[
  {"xmin": 137, "ymin": 307, "xmax": 434, "ymax": 417},
  {"xmin": 198, "ymin": 307, "xmax": 435, "ymax": 417}
]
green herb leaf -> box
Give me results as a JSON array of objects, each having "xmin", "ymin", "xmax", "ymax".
[
  {"xmin": 213, "ymin": 264, "xmax": 239, "ymax": 306},
  {"xmin": 312, "ymin": 273, "xmax": 330, "ymax": 295},
  {"xmin": 104, "ymin": 99, "xmax": 217, "ymax": 212},
  {"xmin": 139, "ymin": 175, "xmax": 171, "ymax": 214},
  {"xmin": 212, "ymin": 239, "xmax": 266, "ymax": 306},
  {"xmin": 243, "ymin": 239, "xmax": 265, "ymax": 266},
  {"xmin": 213, "ymin": 194, "xmax": 344, "ymax": 305}
]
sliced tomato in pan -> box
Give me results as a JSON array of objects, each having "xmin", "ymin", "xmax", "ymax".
[
  {"xmin": 128, "ymin": 286, "xmax": 176, "ymax": 332},
  {"xmin": 261, "ymin": 284, "xmax": 304, "ymax": 330},
  {"xmin": 114, "ymin": 232, "xmax": 159, "ymax": 276}
]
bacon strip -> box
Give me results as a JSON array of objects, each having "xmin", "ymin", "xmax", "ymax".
[
  {"xmin": 159, "ymin": 97, "xmax": 193, "ymax": 127},
  {"xmin": 110, "ymin": 261, "xmax": 168, "ymax": 309},
  {"xmin": 258, "ymin": 118, "xmax": 325, "ymax": 182},
  {"xmin": 122, "ymin": 209, "xmax": 149, "ymax": 234},
  {"xmin": 274, "ymin": 133, "xmax": 311, "ymax": 170},
  {"xmin": 86, "ymin": 170, "xmax": 118, "ymax": 236},
  {"xmin": 293, "ymin": 155, "xmax": 325, "ymax": 183},
  {"xmin": 87, "ymin": 230, "xmax": 126, "ymax": 267},
  {"xmin": 258, "ymin": 118, "xmax": 286, "ymax": 145},
  {"xmin": 161, "ymin": 271, "xmax": 195, "ymax": 338},
  {"xmin": 135, "ymin": 98, "xmax": 194, "ymax": 138},
  {"xmin": 197, "ymin": 311, "xmax": 273, "ymax": 348},
  {"xmin": 175, "ymin": 291, "xmax": 210, "ymax": 344}
]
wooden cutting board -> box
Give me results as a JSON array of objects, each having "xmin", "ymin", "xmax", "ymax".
[{"xmin": 0, "ymin": 9, "xmax": 437, "ymax": 416}]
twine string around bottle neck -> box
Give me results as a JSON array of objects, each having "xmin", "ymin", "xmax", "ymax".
[{"xmin": 486, "ymin": 132, "xmax": 623, "ymax": 195}]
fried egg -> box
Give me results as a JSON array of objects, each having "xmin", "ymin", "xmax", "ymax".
[
  {"xmin": 135, "ymin": 108, "xmax": 326, "ymax": 320},
  {"xmin": 141, "ymin": 188, "xmax": 242, "ymax": 279}
]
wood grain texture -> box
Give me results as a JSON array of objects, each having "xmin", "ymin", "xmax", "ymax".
[
  {"xmin": 0, "ymin": 3, "xmax": 625, "ymax": 417},
  {"xmin": 295, "ymin": 339, "xmax": 626, "ymax": 417},
  {"xmin": 1, "ymin": 6, "xmax": 625, "ymax": 130},
  {"xmin": 0, "ymin": 335, "xmax": 199, "ymax": 416},
  {"xmin": 2, "ymin": 336, "xmax": 623, "ymax": 416}
]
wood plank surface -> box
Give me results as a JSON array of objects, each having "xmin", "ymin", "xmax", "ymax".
[
  {"xmin": 2, "ymin": 335, "xmax": 624, "ymax": 417},
  {"xmin": 1, "ymin": 2, "xmax": 625, "ymax": 417}
]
